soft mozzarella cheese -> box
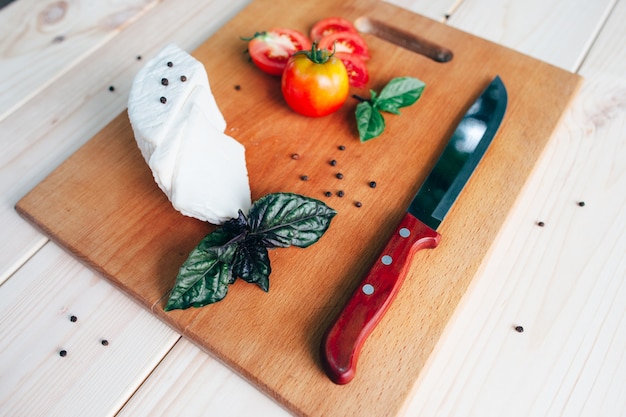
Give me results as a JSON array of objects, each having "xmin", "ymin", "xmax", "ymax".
[{"xmin": 128, "ymin": 43, "xmax": 251, "ymax": 224}]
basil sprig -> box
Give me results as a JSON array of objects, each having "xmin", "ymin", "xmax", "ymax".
[
  {"xmin": 164, "ymin": 193, "xmax": 336, "ymax": 310},
  {"xmin": 356, "ymin": 76, "xmax": 425, "ymax": 142}
]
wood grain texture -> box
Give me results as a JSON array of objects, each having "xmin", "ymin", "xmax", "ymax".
[
  {"xmin": 0, "ymin": 0, "xmax": 160, "ymax": 121},
  {"xmin": 0, "ymin": 242, "xmax": 179, "ymax": 417},
  {"xmin": 15, "ymin": 0, "xmax": 581, "ymax": 415}
]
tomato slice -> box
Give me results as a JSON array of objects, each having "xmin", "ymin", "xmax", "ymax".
[
  {"xmin": 318, "ymin": 31, "xmax": 370, "ymax": 61},
  {"xmin": 247, "ymin": 28, "xmax": 312, "ymax": 76},
  {"xmin": 334, "ymin": 52, "xmax": 369, "ymax": 88},
  {"xmin": 310, "ymin": 17, "xmax": 358, "ymax": 41}
]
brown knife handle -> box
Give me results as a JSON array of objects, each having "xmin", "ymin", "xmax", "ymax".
[{"xmin": 320, "ymin": 212, "xmax": 441, "ymax": 384}]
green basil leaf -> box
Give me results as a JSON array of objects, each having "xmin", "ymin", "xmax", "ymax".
[
  {"xmin": 233, "ymin": 242, "xmax": 271, "ymax": 292},
  {"xmin": 356, "ymin": 101, "xmax": 386, "ymax": 142},
  {"xmin": 248, "ymin": 192, "xmax": 336, "ymax": 248},
  {"xmin": 164, "ymin": 228, "xmax": 237, "ymax": 310},
  {"xmin": 374, "ymin": 77, "xmax": 425, "ymax": 114}
]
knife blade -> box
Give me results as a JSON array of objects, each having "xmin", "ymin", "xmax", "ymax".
[{"xmin": 320, "ymin": 75, "xmax": 508, "ymax": 384}]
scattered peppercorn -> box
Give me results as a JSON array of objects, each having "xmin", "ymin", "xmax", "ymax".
[
  {"xmin": 160, "ymin": 96, "xmax": 167, "ymax": 104},
  {"xmin": 336, "ymin": 173, "xmax": 344, "ymax": 179},
  {"xmin": 537, "ymin": 221, "xmax": 545, "ymax": 227},
  {"xmin": 69, "ymin": 315, "xmax": 77, "ymax": 323},
  {"xmin": 108, "ymin": 85, "xmax": 115, "ymax": 92},
  {"xmin": 59, "ymin": 350, "xmax": 67, "ymax": 357},
  {"xmin": 338, "ymin": 145, "xmax": 346, "ymax": 150},
  {"xmin": 578, "ymin": 201, "xmax": 585, "ymax": 207},
  {"xmin": 234, "ymin": 84, "xmax": 241, "ymax": 90},
  {"xmin": 180, "ymin": 75, "xmax": 187, "ymax": 82},
  {"xmin": 291, "ymin": 153, "xmax": 300, "ymax": 160},
  {"xmin": 300, "ymin": 175, "xmax": 309, "ymax": 181},
  {"xmin": 337, "ymin": 190, "xmax": 345, "ymax": 197},
  {"xmin": 324, "ymin": 191, "xmax": 332, "ymax": 197},
  {"xmin": 369, "ymin": 181, "xmax": 377, "ymax": 188},
  {"xmin": 167, "ymin": 61, "xmax": 173, "ymax": 67},
  {"xmin": 136, "ymin": 55, "xmax": 142, "ymax": 60},
  {"xmin": 161, "ymin": 78, "xmax": 169, "ymax": 86},
  {"xmin": 355, "ymin": 201, "xmax": 362, "ymax": 207},
  {"xmin": 514, "ymin": 326, "xmax": 524, "ymax": 333},
  {"xmin": 53, "ymin": 35, "xmax": 65, "ymax": 43},
  {"xmin": 101, "ymin": 339, "xmax": 109, "ymax": 346},
  {"xmin": 329, "ymin": 159, "xmax": 337, "ymax": 166}
]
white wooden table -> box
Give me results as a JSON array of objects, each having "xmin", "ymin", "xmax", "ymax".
[{"xmin": 1, "ymin": 0, "xmax": 624, "ymax": 416}]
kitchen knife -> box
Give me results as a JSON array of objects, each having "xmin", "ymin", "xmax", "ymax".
[{"xmin": 321, "ymin": 75, "xmax": 508, "ymax": 385}]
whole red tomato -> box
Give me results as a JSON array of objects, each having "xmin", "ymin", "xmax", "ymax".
[{"xmin": 281, "ymin": 45, "xmax": 349, "ymax": 117}]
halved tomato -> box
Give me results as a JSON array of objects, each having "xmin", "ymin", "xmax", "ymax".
[
  {"xmin": 334, "ymin": 52, "xmax": 369, "ymax": 87},
  {"xmin": 318, "ymin": 31, "xmax": 370, "ymax": 61},
  {"xmin": 246, "ymin": 28, "xmax": 312, "ymax": 76},
  {"xmin": 310, "ymin": 17, "xmax": 358, "ymax": 41}
]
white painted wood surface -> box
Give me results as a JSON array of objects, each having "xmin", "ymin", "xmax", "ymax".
[{"xmin": 0, "ymin": 0, "xmax": 624, "ymax": 415}]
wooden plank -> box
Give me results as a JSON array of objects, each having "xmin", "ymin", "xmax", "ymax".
[
  {"xmin": 384, "ymin": 0, "xmax": 460, "ymax": 21},
  {"xmin": 403, "ymin": 0, "xmax": 626, "ymax": 415},
  {"xmin": 447, "ymin": 0, "xmax": 616, "ymax": 71},
  {"xmin": 15, "ymin": 0, "xmax": 581, "ymax": 415},
  {"xmin": 0, "ymin": 242, "xmax": 180, "ymax": 417},
  {"xmin": 0, "ymin": 0, "xmax": 250, "ymax": 285},
  {"xmin": 117, "ymin": 339, "xmax": 291, "ymax": 417},
  {"xmin": 0, "ymin": 0, "xmax": 161, "ymax": 122}
]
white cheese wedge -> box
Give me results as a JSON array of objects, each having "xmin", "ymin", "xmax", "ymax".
[{"xmin": 128, "ymin": 43, "xmax": 251, "ymax": 224}]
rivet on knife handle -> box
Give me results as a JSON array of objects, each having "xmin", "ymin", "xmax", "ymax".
[{"xmin": 321, "ymin": 213, "xmax": 440, "ymax": 385}]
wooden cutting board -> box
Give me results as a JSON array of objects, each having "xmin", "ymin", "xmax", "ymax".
[{"xmin": 16, "ymin": 0, "xmax": 581, "ymax": 415}]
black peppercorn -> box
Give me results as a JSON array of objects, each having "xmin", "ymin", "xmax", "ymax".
[
  {"xmin": 101, "ymin": 339, "xmax": 109, "ymax": 346},
  {"xmin": 514, "ymin": 326, "xmax": 524, "ymax": 333},
  {"xmin": 537, "ymin": 221, "xmax": 545, "ymax": 227},
  {"xmin": 355, "ymin": 201, "xmax": 362, "ymax": 207},
  {"xmin": 161, "ymin": 78, "xmax": 169, "ymax": 86},
  {"xmin": 108, "ymin": 85, "xmax": 115, "ymax": 92},
  {"xmin": 336, "ymin": 173, "xmax": 344, "ymax": 179},
  {"xmin": 180, "ymin": 75, "xmax": 187, "ymax": 82},
  {"xmin": 59, "ymin": 350, "xmax": 67, "ymax": 357},
  {"xmin": 291, "ymin": 153, "xmax": 300, "ymax": 160},
  {"xmin": 330, "ymin": 159, "xmax": 337, "ymax": 166},
  {"xmin": 369, "ymin": 181, "xmax": 377, "ymax": 188},
  {"xmin": 136, "ymin": 55, "xmax": 142, "ymax": 60},
  {"xmin": 300, "ymin": 175, "xmax": 309, "ymax": 181},
  {"xmin": 167, "ymin": 61, "xmax": 173, "ymax": 67},
  {"xmin": 578, "ymin": 201, "xmax": 585, "ymax": 207},
  {"xmin": 338, "ymin": 145, "xmax": 345, "ymax": 150},
  {"xmin": 234, "ymin": 85, "xmax": 241, "ymax": 90},
  {"xmin": 70, "ymin": 315, "xmax": 77, "ymax": 322},
  {"xmin": 160, "ymin": 96, "xmax": 167, "ymax": 104},
  {"xmin": 324, "ymin": 191, "xmax": 332, "ymax": 197},
  {"xmin": 337, "ymin": 190, "xmax": 345, "ymax": 197}
]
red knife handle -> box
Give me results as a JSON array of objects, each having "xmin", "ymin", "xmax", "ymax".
[{"xmin": 321, "ymin": 212, "xmax": 441, "ymax": 384}]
